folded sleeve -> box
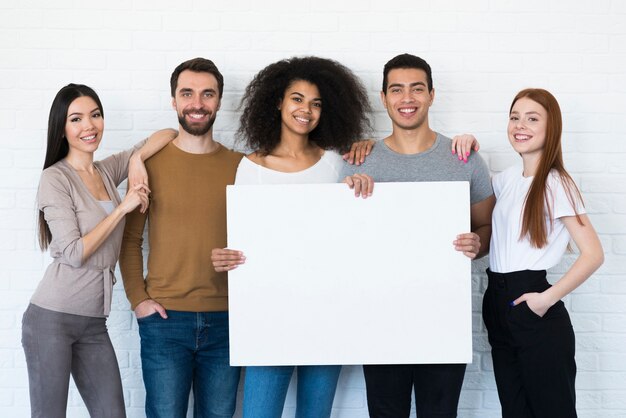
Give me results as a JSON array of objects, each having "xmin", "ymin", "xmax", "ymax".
[
  {"xmin": 37, "ymin": 170, "xmax": 84, "ymax": 268},
  {"xmin": 548, "ymin": 173, "xmax": 586, "ymax": 219},
  {"xmin": 98, "ymin": 139, "xmax": 148, "ymax": 186}
]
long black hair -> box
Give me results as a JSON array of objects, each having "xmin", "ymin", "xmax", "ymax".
[
  {"xmin": 238, "ymin": 56, "xmax": 372, "ymax": 155},
  {"xmin": 38, "ymin": 84, "xmax": 104, "ymax": 250}
]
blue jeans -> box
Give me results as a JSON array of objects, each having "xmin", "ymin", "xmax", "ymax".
[
  {"xmin": 243, "ymin": 365, "xmax": 341, "ymax": 418},
  {"xmin": 137, "ymin": 310, "xmax": 241, "ymax": 418}
]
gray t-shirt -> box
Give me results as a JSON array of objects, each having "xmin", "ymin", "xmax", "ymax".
[{"xmin": 341, "ymin": 133, "xmax": 493, "ymax": 204}]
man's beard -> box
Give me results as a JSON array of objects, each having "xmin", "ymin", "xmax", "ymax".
[{"xmin": 178, "ymin": 110, "xmax": 216, "ymax": 136}]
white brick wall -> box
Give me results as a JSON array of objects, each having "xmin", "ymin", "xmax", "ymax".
[{"xmin": 1, "ymin": 1, "xmax": 624, "ymax": 416}]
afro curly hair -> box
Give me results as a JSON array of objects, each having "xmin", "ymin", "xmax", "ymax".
[{"xmin": 237, "ymin": 56, "xmax": 372, "ymax": 155}]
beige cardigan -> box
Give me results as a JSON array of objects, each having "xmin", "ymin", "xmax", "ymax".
[{"xmin": 31, "ymin": 142, "xmax": 143, "ymax": 317}]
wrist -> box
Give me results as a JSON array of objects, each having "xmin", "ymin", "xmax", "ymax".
[
  {"xmin": 541, "ymin": 289, "xmax": 559, "ymax": 307},
  {"xmin": 112, "ymin": 204, "xmax": 127, "ymax": 217},
  {"xmin": 131, "ymin": 151, "xmax": 145, "ymax": 164}
]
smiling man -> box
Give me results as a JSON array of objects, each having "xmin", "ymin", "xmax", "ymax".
[
  {"xmin": 119, "ymin": 58, "xmax": 243, "ymax": 418},
  {"xmin": 341, "ymin": 53, "xmax": 495, "ymax": 418}
]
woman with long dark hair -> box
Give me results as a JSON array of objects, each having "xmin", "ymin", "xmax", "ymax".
[
  {"xmin": 23, "ymin": 83, "xmax": 170, "ymax": 418},
  {"xmin": 483, "ymin": 88, "xmax": 604, "ymax": 418}
]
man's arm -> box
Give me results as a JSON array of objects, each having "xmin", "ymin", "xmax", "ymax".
[
  {"xmin": 453, "ymin": 195, "xmax": 495, "ymax": 259},
  {"xmin": 119, "ymin": 205, "xmax": 151, "ymax": 309},
  {"xmin": 471, "ymin": 195, "xmax": 495, "ymax": 259},
  {"xmin": 120, "ymin": 197, "xmax": 169, "ymax": 319}
]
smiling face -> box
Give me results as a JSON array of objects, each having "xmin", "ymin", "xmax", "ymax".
[
  {"xmin": 278, "ymin": 79, "xmax": 322, "ymax": 139},
  {"xmin": 508, "ymin": 97, "xmax": 547, "ymax": 159},
  {"xmin": 64, "ymin": 96, "xmax": 104, "ymax": 156},
  {"xmin": 172, "ymin": 70, "xmax": 221, "ymax": 136},
  {"xmin": 381, "ymin": 68, "xmax": 434, "ymax": 131}
]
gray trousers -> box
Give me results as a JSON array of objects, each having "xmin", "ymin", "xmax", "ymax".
[{"xmin": 21, "ymin": 303, "xmax": 126, "ymax": 418}]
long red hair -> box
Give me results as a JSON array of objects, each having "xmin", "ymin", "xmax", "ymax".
[{"xmin": 511, "ymin": 88, "xmax": 584, "ymax": 248}]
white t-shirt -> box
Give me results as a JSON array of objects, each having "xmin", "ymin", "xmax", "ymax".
[
  {"xmin": 234, "ymin": 150, "xmax": 344, "ymax": 185},
  {"xmin": 489, "ymin": 164, "xmax": 585, "ymax": 273}
]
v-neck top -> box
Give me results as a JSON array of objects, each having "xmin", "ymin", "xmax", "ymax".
[
  {"xmin": 99, "ymin": 200, "xmax": 115, "ymax": 215},
  {"xmin": 31, "ymin": 140, "xmax": 145, "ymax": 317}
]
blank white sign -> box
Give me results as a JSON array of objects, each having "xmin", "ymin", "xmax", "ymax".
[{"xmin": 227, "ymin": 182, "xmax": 471, "ymax": 366}]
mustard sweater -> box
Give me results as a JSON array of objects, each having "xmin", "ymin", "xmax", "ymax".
[{"xmin": 120, "ymin": 142, "xmax": 243, "ymax": 311}]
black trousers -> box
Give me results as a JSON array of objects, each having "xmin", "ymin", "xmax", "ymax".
[
  {"xmin": 363, "ymin": 363, "xmax": 466, "ymax": 417},
  {"xmin": 483, "ymin": 269, "xmax": 577, "ymax": 418}
]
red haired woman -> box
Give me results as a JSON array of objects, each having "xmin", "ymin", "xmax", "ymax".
[{"xmin": 483, "ymin": 88, "xmax": 604, "ymax": 418}]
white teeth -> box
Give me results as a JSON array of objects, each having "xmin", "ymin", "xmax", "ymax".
[
  {"xmin": 189, "ymin": 114, "xmax": 205, "ymax": 119},
  {"xmin": 82, "ymin": 135, "xmax": 96, "ymax": 141},
  {"xmin": 399, "ymin": 108, "xmax": 416, "ymax": 114},
  {"xmin": 295, "ymin": 116, "xmax": 310, "ymax": 123},
  {"xmin": 515, "ymin": 134, "xmax": 530, "ymax": 140}
]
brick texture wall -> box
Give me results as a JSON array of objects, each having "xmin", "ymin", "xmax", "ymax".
[{"xmin": 1, "ymin": 1, "xmax": 625, "ymax": 416}]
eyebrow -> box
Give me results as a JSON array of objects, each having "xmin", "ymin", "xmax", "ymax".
[
  {"xmin": 388, "ymin": 81, "xmax": 426, "ymax": 89},
  {"xmin": 290, "ymin": 91, "xmax": 322, "ymax": 101},
  {"xmin": 67, "ymin": 107, "xmax": 100, "ymax": 118},
  {"xmin": 179, "ymin": 87, "xmax": 217, "ymax": 94},
  {"xmin": 510, "ymin": 111, "xmax": 541, "ymax": 116}
]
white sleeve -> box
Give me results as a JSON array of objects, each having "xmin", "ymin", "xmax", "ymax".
[
  {"xmin": 325, "ymin": 150, "xmax": 344, "ymax": 182},
  {"xmin": 234, "ymin": 157, "xmax": 257, "ymax": 185},
  {"xmin": 491, "ymin": 170, "xmax": 504, "ymax": 199},
  {"xmin": 548, "ymin": 173, "xmax": 586, "ymax": 219}
]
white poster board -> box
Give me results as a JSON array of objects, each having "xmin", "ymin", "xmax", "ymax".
[{"xmin": 227, "ymin": 182, "xmax": 471, "ymax": 366}]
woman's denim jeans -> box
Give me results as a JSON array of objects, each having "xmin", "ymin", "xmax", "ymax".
[{"xmin": 243, "ymin": 365, "xmax": 341, "ymax": 418}]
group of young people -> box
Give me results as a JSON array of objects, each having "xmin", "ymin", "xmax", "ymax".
[{"xmin": 22, "ymin": 53, "xmax": 603, "ymax": 418}]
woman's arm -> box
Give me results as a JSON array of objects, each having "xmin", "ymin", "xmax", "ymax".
[
  {"xmin": 79, "ymin": 183, "xmax": 150, "ymax": 262},
  {"xmin": 342, "ymin": 139, "xmax": 375, "ymax": 165},
  {"xmin": 212, "ymin": 248, "xmax": 246, "ymax": 272},
  {"xmin": 450, "ymin": 134, "xmax": 481, "ymax": 163},
  {"xmin": 128, "ymin": 129, "xmax": 178, "ymax": 187},
  {"xmin": 40, "ymin": 173, "xmax": 150, "ymax": 266},
  {"xmin": 512, "ymin": 214, "xmax": 604, "ymax": 316}
]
